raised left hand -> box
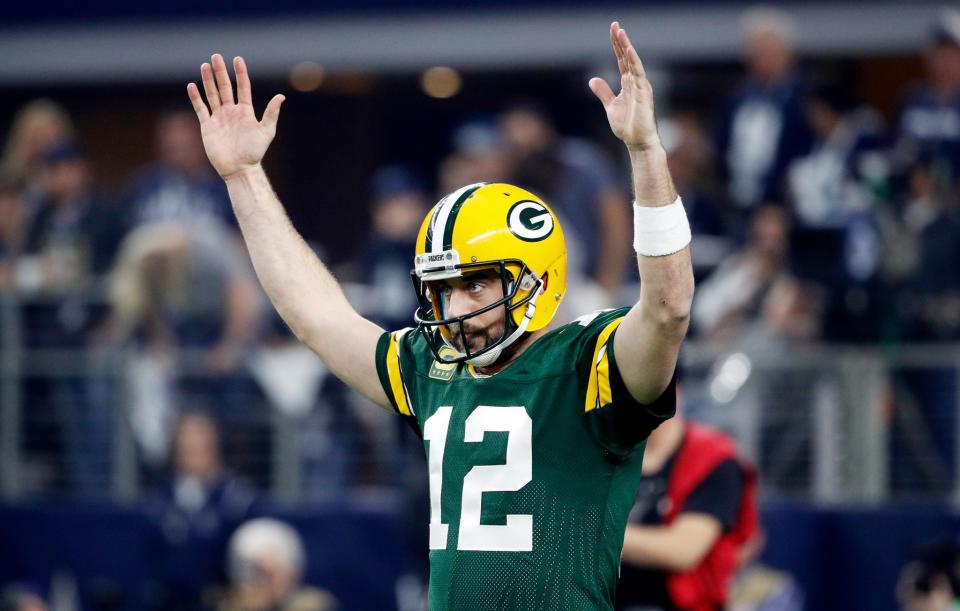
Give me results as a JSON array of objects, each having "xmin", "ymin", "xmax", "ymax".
[{"xmin": 589, "ymin": 22, "xmax": 661, "ymax": 152}]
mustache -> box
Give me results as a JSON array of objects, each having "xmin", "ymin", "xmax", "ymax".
[
  {"xmin": 448, "ymin": 320, "xmax": 487, "ymax": 335},
  {"xmin": 447, "ymin": 323, "xmax": 495, "ymax": 350}
]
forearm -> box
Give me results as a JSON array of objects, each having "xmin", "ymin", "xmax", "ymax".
[
  {"xmin": 622, "ymin": 525, "xmax": 691, "ymax": 571},
  {"xmin": 621, "ymin": 516, "xmax": 720, "ymax": 572},
  {"xmin": 629, "ymin": 145, "xmax": 694, "ymax": 328},
  {"xmin": 224, "ymin": 164, "xmax": 351, "ymax": 338},
  {"xmin": 223, "ymin": 164, "xmax": 389, "ymax": 406}
]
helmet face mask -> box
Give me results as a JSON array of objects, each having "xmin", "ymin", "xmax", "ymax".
[
  {"xmin": 411, "ymin": 259, "xmax": 542, "ymax": 365},
  {"xmin": 410, "ymin": 182, "xmax": 566, "ymax": 367}
]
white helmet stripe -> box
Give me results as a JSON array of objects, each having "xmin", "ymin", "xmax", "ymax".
[{"xmin": 431, "ymin": 182, "xmax": 483, "ymax": 254}]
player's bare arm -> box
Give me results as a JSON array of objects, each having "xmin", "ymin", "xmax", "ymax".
[
  {"xmin": 589, "ymin": 22, "xmax": 695, "ymax": 404},
  {"xmin": 187, "ymin": 54, "xmax": 390, "ymax": 409}
]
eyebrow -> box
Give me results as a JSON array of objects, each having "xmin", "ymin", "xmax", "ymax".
[{"xmin": 463, "ymin": 270, "xmax": 499, "ymax": 282}]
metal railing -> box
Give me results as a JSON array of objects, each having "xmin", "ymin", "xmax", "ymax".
[
  {"xmin": 1, "ymin": 291, "xmax": 959, "ymax": 505},
  {"xmin": 682, "ymin": 340, "xmax": 960, "ymax": 503}
]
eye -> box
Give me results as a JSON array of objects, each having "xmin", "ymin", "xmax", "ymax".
[{"xmin": 468, "ymin": 280, "xmax": 485, "ymax": 293}]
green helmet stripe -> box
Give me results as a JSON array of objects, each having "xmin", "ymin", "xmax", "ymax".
[{"xmin": 442, "ymin": 184, "xmax": 483, "ymax": 251}]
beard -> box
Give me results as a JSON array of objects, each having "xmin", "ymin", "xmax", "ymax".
[
  {"xmin": 448, "ymin": 319, "xmax": 505, "ymax": 354},
  {"xmin": 446, "ymin": 317, "xmax": 526, "ymax": 367}
]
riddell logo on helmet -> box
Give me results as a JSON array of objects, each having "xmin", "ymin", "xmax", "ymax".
[{"xmin": 508, "ymin": 201, "xmax": 554, "ymax": 242}]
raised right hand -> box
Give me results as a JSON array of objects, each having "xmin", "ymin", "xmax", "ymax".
[{"xmin": 187, "ymin": 54, "xmax": 285, "ymax": 180}]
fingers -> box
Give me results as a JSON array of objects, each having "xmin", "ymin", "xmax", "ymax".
[
  {"xmin": 588, "ymin": 77, "xmax": 615, "ymax": 108},
  {"xmin": 234, "ymin": 56, "xmax": 253, "ymax": 105},
  {"xmin": 211, "ymin": 53, "xmax": 235, "ymax": 106},
  {"xmin": 186, "ymin": 82, "xmax": 210, "ymax": 123},
  {"xmin": 610, "ymin": 21, "xmax": 627, "ymax": 76},
  {"xmin": 200, "ymin": 62, "xmax": 221, "ymax": 110},
  {"xmin": 260, "ymin": 94, "xmax": 286, "ymax": 130},
  {"xmin": 615, "ymin": 24, "xmax": 647, "ymax": 79}
]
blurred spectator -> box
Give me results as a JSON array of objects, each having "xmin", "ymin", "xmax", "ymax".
[
  {"xmin": 19, "ymin": 139, "xmax": 126, "ymax": 300},
  {"xmin": 616, "ymin": 399, "xmax": 760, "ymax": 611},
  {"xmin": 144, "ymin": 411, "xmax": 256, "ymax": 611},
  {"xmin": 896, "ymin": 538, "xmax": 960, "ymax": 611},
  {"xmin": 499, "ymin": 100, "xmax": 631, "ymax": 304},
  {"xmin": 789, "ymin": 80, "xmax": 887, "ymax": 229},
  {"xmin": 0, "ymin": 99, "xmax": 74, "ymax": 206},
  {"xmin": 692, "ymin": 205, "xmax": 820, "ymax": 343},
  {"xmin": 109, "ymin": 221, "xmax": 263, "ymax": 370},
  {"xmin": 128, "ymin": 109, "xmax": 234, "ymax": 232},
  {"xmin": 891, "ymin": 157, "xmax": 960, "ymax": 341},
  {"xmin": 108, "ymin": 222, "xmax": 265, "ymax": 465},
  {"xmin": 220, "ymin": 518, "xmax": 337, "ymax": 611},
  {"xmin": 787, "ymin": 80, "xmax": 887, "ymax": 341},
  {"xmin": 437, "ymin": 119, "xmax": 508, "ymax": 194},
  {"xmin": 715, "ymin": 7, "xmax": 813, "ymax": 216},
  {"xmin": 895, "ymin": 9, "xmax": 960, "ymax": 190},
  {"xmin": 659, "ymin": 113, "xmax": 732, "ymax": 281},
  {"xmin": 359, "ymin": 166, "xmax": 429, "ymax": 330}
]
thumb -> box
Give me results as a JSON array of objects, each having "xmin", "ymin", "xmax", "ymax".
[
  {"xmin": 588, "ymin": 77, "xmax": 615, "ymax": 107},
  {"xmin": 261, "ymin": 94, "xmax": 285, "ymax": 130}
]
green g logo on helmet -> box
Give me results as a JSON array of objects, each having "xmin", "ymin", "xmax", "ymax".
[{"xmin": 508, "ymin": 200, "xmax": 554, "ymax": 242}]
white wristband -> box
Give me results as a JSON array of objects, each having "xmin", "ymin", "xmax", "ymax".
[{"xmin": 633, "ymin": 196, "xmax": 692, "ymax": 257}]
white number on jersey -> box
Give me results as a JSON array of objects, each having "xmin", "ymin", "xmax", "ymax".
[
  {"xmin": 574, "ymin": 308, "xmax": 615, "ymax": 328},
  {"xmin": 423, "ymin": 406, "xmax": 533, "ymax": 552}
]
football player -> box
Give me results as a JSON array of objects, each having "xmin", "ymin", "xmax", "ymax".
[{"xmin": 187, "ymin": 21, "xmax": 694, "ymax": 611}]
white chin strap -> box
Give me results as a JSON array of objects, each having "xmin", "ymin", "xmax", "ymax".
[{"xmin": 463, "ymin": 286, "xmax": 543, "ymax": 368}]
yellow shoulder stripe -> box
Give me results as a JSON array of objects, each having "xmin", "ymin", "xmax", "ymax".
[
  {"xmin": 584, "ymin": 318, "xmax": 623, "ymax": 413},
  {"xmin": 386, "ymin": 332, "xmax": 413, "ymax": 416}
]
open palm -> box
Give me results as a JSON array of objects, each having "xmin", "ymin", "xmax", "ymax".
[
  {"xmin": 589, "ymin": 22, "xmax": 660, "ymax": 151},
  {"xmin": 187, "ymin": 54, "xmax": 285, "ymax": 179}
]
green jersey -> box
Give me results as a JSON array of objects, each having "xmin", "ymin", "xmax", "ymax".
[{"xmin": 375, "ymin": 307, "xmax": 676, "ymax": 611}]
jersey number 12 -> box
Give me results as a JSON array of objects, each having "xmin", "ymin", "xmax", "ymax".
[{"xmin": 423, "ymin": 405, "xmax": 533, "ymax": 552}]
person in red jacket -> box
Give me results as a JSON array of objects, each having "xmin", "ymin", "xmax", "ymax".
[{"xmin": 616, "ymin": 398, "xmax": 759, "ymax": 611}]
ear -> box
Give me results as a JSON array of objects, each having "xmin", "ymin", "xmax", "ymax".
[{"xmin": 541, "ymin": 273, "xmax": 549, "ymax": 290}]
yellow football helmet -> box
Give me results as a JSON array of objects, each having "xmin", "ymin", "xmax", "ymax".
[{"xmin": 411, "ymin": 182, "xmax": 567, "ymax": 366}]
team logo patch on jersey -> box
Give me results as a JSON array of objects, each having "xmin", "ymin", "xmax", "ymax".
[
  {"xmin": 429, "ymin": 347, "xmax": 460, "ymax": 380},
  {"xmin": 507, "ymin": 200, "xmax": 554, "ymax": 242}
]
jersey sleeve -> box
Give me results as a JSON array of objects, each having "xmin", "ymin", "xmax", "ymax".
[
  {"xmin": 575, "ymin": 309, "xmax": 677, "ymax": 457},
  {"xmin": 374, "ymin": 328, "xmax": 417, "ymax": 418}
]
